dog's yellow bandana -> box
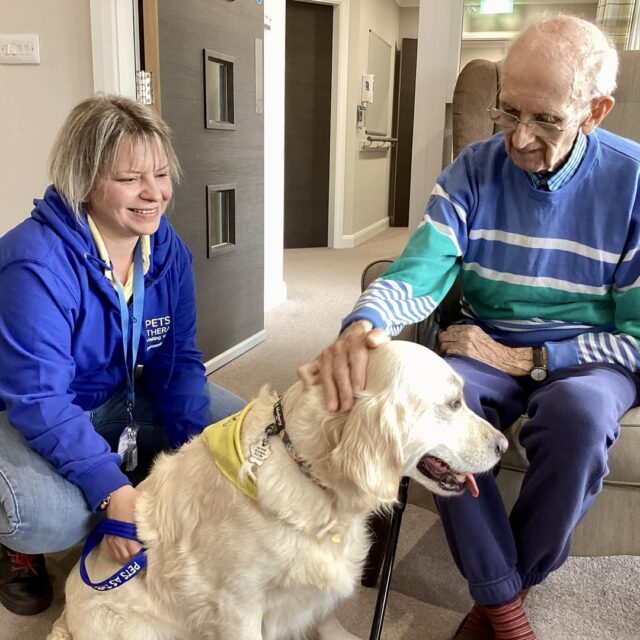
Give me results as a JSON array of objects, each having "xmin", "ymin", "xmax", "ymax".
[{"xmin": 202, "ymin": 401, "xmax": 257, "ymax": 502}]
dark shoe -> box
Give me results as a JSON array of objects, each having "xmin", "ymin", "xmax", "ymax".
[{"xmin": 0, "ymin": 544, "xmax": 53, "ymax": 615}]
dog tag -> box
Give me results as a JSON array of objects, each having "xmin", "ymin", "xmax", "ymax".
[
  {"xmin": 117, "ymin": 424, "xmax": 139, "ymax": 472},
  {"xmin": 249, "ymin": 440, "xmax": 271, "ymax": 466}
]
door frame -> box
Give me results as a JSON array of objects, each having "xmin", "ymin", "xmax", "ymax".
[{"xmin": 89, "ymin": 0, "xmax": 137, "ymax": 97}]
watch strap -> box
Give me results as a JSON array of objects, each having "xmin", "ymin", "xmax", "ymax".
[{"xmin": 532, "ymin": 346, "xmax": 545, "ymax": 369}]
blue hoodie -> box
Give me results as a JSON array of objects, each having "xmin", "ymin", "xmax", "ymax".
[{"xmin": 0, "ymin": 186, "xmax": 210, "ymax": 511}]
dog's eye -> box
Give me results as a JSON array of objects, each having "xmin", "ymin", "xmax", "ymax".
[{"xmin": 448, "ymin": 399, "xmax": 462, "ymax": 411}]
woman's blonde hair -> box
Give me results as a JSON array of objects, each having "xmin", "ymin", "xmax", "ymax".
[{"xmin": 49, "ymin": 94, "xmax": 181, "ymax": 221}]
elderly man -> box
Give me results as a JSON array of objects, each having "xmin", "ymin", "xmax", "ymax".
[{"xmin": 300, "ymin": 15, "xmax": 640, "ymax": 640}]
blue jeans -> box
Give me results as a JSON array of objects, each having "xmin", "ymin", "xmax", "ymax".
[
  {"xmin": 0, "ymin": 382, "xmax": 245, "ymax": 554},
  {"xmin": 435, "ymin": 356, "xmax": 640, "ymax": 606}
]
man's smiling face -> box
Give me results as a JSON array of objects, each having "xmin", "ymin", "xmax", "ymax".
[{"xmin": 499, "ymin": 57, "xmax": 586, "ymax": 174}]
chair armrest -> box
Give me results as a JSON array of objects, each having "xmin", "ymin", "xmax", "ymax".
[{"xmin": 361, "ymin": 258, "xmax": 395, "ymax": 291}]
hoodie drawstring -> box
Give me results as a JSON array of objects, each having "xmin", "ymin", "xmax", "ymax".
[{"xmin": 163, "ymin": 269, "xmax": 176, "ymax": 390}]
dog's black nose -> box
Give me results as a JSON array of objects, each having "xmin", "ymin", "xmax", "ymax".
[{"xmin": 495, "ymin": 434, "xmax": 509, "ymax": 457}]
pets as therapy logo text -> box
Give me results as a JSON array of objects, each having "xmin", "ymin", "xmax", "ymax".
[{"xmin": 146, "ymin": 315, "xmax": 171, "ymax": 350}]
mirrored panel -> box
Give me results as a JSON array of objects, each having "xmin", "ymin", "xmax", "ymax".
[
  {"xmin": 366, "ymin": 31, "xmax": 392, "ymax": 136},
  {"xmin": 204, "ymin": 49, "xmax": 236, "ymax": 130},
  {"xmin": 207, "ymin": 184, "xmax": 236, "ymax": 257}
]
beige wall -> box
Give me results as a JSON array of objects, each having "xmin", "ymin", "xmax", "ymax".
[
  {"xmin": 0, "ymin": 1, "xmax": 94, "ymax": 235},
  {"xmin": 345, "ymin": 0, "xmax": 400, "ymax": 237},
  {"xmin": 399, "ymin": 6, "xmax": 420, "ymax": 40}
]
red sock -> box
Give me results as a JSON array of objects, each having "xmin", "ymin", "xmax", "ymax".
[
  {"xmin": 484, "ymin": 597, "xmax": 536, "ymax": 640},
  {"xmin": 459, "ymin": 602, "xmax": 493, "ymax": 639},
  {"xmin": 456, "ymin": 589, "xmax": 534, "ymax": 639}
]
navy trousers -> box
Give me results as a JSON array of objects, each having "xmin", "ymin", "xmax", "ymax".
[{"xmin": 435, "ymin": 356, "xmax": 640, "ymax": 606}]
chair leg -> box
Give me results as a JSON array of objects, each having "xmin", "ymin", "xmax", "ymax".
[
  {"xmin": 368, "ymin": 477, "xmax": 410, "ymax": 640},
  {"xmin": 361, "ymin": 510, "xmax": 392, "ymax": 588}
]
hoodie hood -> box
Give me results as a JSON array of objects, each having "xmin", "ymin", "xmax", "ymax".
[{"xmin": 31, "ymin": 186, "xmax": 177, "ymax": 286}]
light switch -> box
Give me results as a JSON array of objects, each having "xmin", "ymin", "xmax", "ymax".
[{"xmin": 0, "ymin": 34, "xmax": 40, "ymax": 64}]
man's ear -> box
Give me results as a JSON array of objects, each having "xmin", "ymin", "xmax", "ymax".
[{"xmin": 581, "ymin": 96, "xmax": 615, "ymax": 134}]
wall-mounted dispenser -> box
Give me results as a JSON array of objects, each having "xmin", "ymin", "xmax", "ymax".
[{"xmin": 361, "ymin": 73, "xmax": 374, "ymax": 104}]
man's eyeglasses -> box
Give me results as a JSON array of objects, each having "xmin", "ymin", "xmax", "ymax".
[{"xmin": 486, "ymin": 106, "xmax": 582, "ymax": 139}]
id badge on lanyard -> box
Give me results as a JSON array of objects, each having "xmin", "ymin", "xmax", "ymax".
[{"xmin": 114, "ymin": 241, "xmax": 145, "ymax": 471}]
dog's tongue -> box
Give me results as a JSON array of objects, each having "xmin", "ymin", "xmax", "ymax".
[{"xmin": 465, "ymin": 474, "xmax": 479, "ymax": 498}]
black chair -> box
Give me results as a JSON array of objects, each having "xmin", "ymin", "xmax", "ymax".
[{"xmin": 360, "ymin": 259, "xmax": 461, "ymax": 640}]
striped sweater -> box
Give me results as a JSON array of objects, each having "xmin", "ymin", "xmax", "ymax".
[{"xmin": 343, "ymin": 129, "xmax": 640, "ymax": 375}]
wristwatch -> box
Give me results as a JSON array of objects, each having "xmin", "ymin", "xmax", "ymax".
[{"xmin": 530, "ymin": 347, "xmax": 548, "ymax": 381}]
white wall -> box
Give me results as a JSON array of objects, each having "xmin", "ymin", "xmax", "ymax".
[
  {"xmin": 347, "ymin": 0, "xmax": 400, "ymax": 240},
  {"xmin": 399, "ymin": 7, "xmax": 420, "ymax": 40},
  {"xmin": 460, "ymin": 42, "xmax": 510, "ymax": 70},
  {"xmin": 0, "ymin": 1, "xmax": 94, "ymax": 235},
  {"xmin": 263, "ymin": 0, "xmax": 287, "ymax": 310},
  {"xmin": 409, "ymin": 0, "xmax": 463, "ymax": 231}
]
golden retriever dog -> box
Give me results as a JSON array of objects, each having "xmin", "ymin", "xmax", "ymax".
[{"xmin": 49, "ymin": 341, "xmax": 507, "ymax": 640}]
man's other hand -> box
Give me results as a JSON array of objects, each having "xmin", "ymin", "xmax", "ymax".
[{"xmin": 438, "ymin": 324, "xmax": 534, "ymax": 376}]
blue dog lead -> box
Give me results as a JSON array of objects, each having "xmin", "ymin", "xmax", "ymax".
[{"xmin": 80, "ymin": 518, "xmax": 147, "ymax": 591}]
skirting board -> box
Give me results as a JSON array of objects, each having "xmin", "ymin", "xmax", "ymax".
[
  {"xmin": 204, "ymin": 329, "xmax": 266, "ymax": 374},
  {"xmin": 333, "ymin": 217, "xmax": 389, "ymax": 249}
]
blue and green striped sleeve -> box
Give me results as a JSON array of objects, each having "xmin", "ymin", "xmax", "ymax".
[
  {"xmin": 545, "ymin": 241, "xmax": 640, "ymax": 373},
  {"xmin": 341, "ymin": 179, "xmax": 468, "ymax": 335}
]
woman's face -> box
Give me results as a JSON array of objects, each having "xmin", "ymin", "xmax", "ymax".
[{"xmin": 87, "ymin": 138, "xmax": 172, "ymax": 245}]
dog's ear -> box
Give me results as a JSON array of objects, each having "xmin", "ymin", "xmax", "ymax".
[{"xmin": 328, "ymin": 391, "xmax": 405, "ymax": 506}]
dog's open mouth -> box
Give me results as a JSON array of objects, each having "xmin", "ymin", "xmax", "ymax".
[{"xmin": 416, "ymin": 455, "xmax": 480, "ymax": 497}]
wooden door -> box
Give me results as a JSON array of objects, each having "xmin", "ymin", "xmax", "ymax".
[
  {"xmin": 390, "ymin": 38, "xmax": 417, "ymax": 228},
  {"xmin": 284, "ymin": 0, "xmax": 333, "ymax": 248},
  {"xmin": 142, "ymin": 0, "xmax": 264, "ymax": 366}
]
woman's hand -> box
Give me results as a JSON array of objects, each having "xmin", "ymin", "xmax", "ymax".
[
  {"xmin": 104, "ymin": 484, "xmax": 143, "ymax": 564},
  {"xmin": 298, "ymin": 320, "xmax": 390, "ymax": 412},
  {"xmin": 438, "ymin": 324, "xmax": 534, "ymax": 376}
]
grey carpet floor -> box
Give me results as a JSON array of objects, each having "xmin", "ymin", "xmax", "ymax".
[
  {"xmin": 8, "ymin": 505, "xmax": 639, "ymax": 640},
  {"xmin": 5, "ymin": 228, "xmax": 639, "ymax": 639}
]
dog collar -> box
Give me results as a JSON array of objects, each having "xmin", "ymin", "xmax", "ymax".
[
  {"xmin": 249, "ymin": 399, "xmax": 330, "ymax": 493},
  {"xmin": 80, "ymin": 518, "xmax": 147, "ymax": 591}
]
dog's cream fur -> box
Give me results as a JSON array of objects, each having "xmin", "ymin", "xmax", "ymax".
[{"xmin": 48, "ymin": 341, "xmax": 506, "ymax": 640}]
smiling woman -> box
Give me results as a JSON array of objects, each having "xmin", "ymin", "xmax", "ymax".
[
  {"xmin": 0, "ymin": 94, "xmax": 245, "ymax": 617},
  {"xmin": 87, "ymin": 141, "xmax": 173, "ymax": 283}
]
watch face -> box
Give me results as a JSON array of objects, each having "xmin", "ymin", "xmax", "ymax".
[{"xmin": 531, "ymin": 367, "xmax": 547, "ymax": 382}]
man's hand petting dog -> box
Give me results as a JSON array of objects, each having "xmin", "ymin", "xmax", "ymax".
[
  {"xmin": 104, "ymin": 485, "xmax": 142, "ymax": 564},
  {"xmin": 437, "ymin": 324, "xmax": 535, "ymax": 377},
  {"xmin": 298, "ymin": 320, "xmax": 390, "ymax": 413}
]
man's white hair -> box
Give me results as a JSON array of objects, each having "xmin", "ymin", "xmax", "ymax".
[{"xmin": 505, "ymin": 14, "xmax": 619, "ymax": 104}]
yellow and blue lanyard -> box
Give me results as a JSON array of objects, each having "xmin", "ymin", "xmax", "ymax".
[
  {"xmin": 114, "ymin": 240, "xmax": 145, "ymax": 472},
  {"xmin": 79, "ymin": 242, "xmax": 148, "ymax": 592}
]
